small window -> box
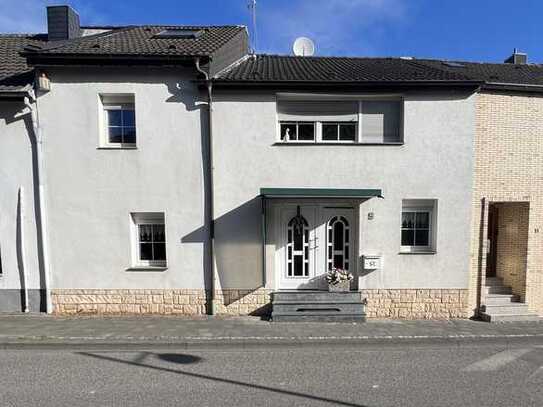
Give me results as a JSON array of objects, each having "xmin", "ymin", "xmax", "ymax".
[
  {"xmin": 131, "ymin": 213, "xmax": 166, "ymax": 268},
  {"xmin": 100, "ymin": 94, "xmax": 136, "ymax": 148},
  {"xmin": 401, "ymin": 200, "xmax": 437, "ymax": 253},
  {"xmin": 322, "ymin": 122, "xmax": 357, "ymax": 142},
  {"xmin": 280, "ymin": 122, "xmax": 315, "ymax": 142}
]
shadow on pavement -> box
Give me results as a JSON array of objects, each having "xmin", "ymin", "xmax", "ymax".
[{"xmin": 77, "ymin": 351, "xmax": 368, "ymax": 407}]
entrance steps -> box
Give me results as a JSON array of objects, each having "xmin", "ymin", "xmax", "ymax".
[
  {"xmin": 271, "ymin": 291, "xmax": 366, "ymax": 322},
  {"xmin": 480, "ymin": 277, "xmax": 540, "ymax": 322}
]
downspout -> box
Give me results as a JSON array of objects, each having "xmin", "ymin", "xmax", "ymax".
[
  {"xmin": 24, "ymin": 91, "xmax": 53, "ymax": 314},
  {"xmin": 195, "ymin": 57, "xmax": 215, "ymax": 315}
]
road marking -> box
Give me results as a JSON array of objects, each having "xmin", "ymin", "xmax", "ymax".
[{"xmin": 463, "ymin": 348, "xmax": 532, "ymax": 372}]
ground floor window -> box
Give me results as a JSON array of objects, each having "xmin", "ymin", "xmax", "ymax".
[
  {"xmin": 130, "ymin": 212, "xmax": 166, "ymax": 267},
  {"xmin": 401, "ymin": 200, "xmax": 437, "ymax": 253}
]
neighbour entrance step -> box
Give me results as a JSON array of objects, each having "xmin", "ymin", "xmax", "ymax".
[
  {"xmin": 271, "ymin": 290, "xmax": 366, "ymax": 322},
  {"xmin": 480, "ymin": 277, "xmax": 540, "ymax": 322}
]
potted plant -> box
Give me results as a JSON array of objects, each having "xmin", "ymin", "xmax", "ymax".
[{"xmin": 326, "ymin": 268, "xmax": 354, "ymax": 292}]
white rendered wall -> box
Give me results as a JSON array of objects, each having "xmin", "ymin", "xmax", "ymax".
[
  {"xmin": 38, "ymin": 67, "xmax": 206, "ymax": 289},
  {"xmin": 212, "ymin": 90, "xmax": 476, "ymax": 290},
  {"xmin": 0, "ymin": 101, "xmax": 41, "ymax": 291}
]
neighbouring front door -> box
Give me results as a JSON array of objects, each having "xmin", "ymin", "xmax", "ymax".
[{"xmin": 278, "ymin": 204, "xmax": 356, "ymax": 289}]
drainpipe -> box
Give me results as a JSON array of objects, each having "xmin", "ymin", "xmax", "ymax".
[
  {"xmin": 18, "ymin": 187, "xmax": 29, "ymax": 313},
  {"xmin": 195, "ymin": 57, "xmax": 215, "ymax": 315},
  {"xmin": 24, "ymin": 92, "xmax": 53, "ymax": 314}
]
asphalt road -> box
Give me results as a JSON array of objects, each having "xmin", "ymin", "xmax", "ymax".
[{"xmin": 2, "ymin": 342, "xmax": 543, "ymax": 407}]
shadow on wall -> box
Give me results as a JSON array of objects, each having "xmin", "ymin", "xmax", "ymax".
[{"xmin": 182, "ymin": 197, "xmax": 269, "ymax": 315}]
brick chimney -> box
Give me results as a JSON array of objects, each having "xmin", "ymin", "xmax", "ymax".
[
  {"xmin": 504, "ymin": 48, "xmax": 527, "ymax": 64},
  {"xmin": 47, "ymin": 5, "xmax": 81, "ymax": 41}
]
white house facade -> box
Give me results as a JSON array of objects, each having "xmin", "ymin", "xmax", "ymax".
[{"xmin": 1, "ymin": 5, "xmax": 542, "ymax": 320}]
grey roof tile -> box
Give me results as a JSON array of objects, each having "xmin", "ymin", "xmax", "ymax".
[
  {"xmin": 0, "ymin": 34, "xmax": 47, "ymax": 92},
  {"xmin": 215, "ymin": 54, "xmax": 543, "ymax": 87},
  {"xmin": 29, "ymin": 25, "xmax": 246, "ymax": 57}
]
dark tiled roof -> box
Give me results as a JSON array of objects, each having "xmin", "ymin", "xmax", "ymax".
[
  {"xmin": 215, "ymin": 54, "xmax": 543, "ymax": 88},
  {"xmin": 215, "ymin": 55, "xmax": 476, "ymax": 82},
  {"xmin": 27, "ymin": 25, "xmax": 246, "ymax": 57},
  {"xmin": 0, "ymin": 34, "xmax": 47, "ymax": 92},
  {"xmin": 416, "ymin": 59, "xmax": 543, "ymax": 86}
]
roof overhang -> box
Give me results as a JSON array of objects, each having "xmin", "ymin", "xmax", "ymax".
[
  {"xmin": 211, "ymin": 80, "xmax": 483, "ymax": 92},
  {"xmin": 260, "ymin": 188, "xmax": 383, "ymax": 199},
  {"xmin": 24, "ymin": 53, "xmax": 209, "ymax": 68},
  {"xmin": 0, "ymin": 90, "xmax": 29, "ymax": 100}
]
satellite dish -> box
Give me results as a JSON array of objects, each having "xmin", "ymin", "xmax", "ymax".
[{"xmin": 293, "ymin": 37, "xmax": 315, "ymax": 56}]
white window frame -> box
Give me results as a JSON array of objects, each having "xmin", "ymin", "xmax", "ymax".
[
  {"xmin": 130, "ymin": 212, "xmax": 167, "ymax": 269},
  {"xmin": 279, "ymin": 121, "xmax": 317, "ymax": 143},
  {"xmin": 276, "ymin": 96, "xmax": 403, "ymax": 145},
  {"xmin": 400, "ymin": 201, "xmax": 437, "ymax": 253},
  {"xmin": 99, "ymin": 94, "xmax": 137, "ymax": 149}
]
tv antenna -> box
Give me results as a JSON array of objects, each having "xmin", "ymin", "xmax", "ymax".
[
  {"xmin": 293, "ymin": 37, "xmax": 315, "ymax": 56},
  {"xmin": 248, "ymin": 0, "xmax": 258, "ymax": 53}
]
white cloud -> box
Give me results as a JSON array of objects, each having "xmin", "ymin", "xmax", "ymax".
[{"xmin": 257, "ymin": 0, "xmax": 410, "ymax": 55}]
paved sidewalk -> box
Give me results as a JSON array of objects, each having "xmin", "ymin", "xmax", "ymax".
[{"xmin": 0, "ymin": 314, "xmax": 542, "ymax": 349}]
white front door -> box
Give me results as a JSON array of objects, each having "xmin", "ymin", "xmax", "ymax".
[{"xmin": 277, "ymin": 204, "xmax": 356, "ymax": 290}]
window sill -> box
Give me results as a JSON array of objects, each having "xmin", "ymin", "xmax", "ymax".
[
  {"xmin": 272, "ymin": 142, "xmax": 404, "ymax": 146},
  {"xmin": 97, "ymin": 145, "xmax": 138, "ymax": 150},
  {"xmin": 398, "ymin": 251, "xmax": 437, "ymax": 255},
  {"xmin": 126, "ymin": 266, "xmax": 168, "ymax": 272}
]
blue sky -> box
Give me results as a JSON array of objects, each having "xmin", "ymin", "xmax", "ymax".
[{"xmin": 1, "ymin": 0, "xmax": 542, "ymax": 63}]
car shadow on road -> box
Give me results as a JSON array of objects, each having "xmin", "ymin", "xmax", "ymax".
[{"xmin": 76, "ymin": 351, "xmax": 369, "ymax": 407}]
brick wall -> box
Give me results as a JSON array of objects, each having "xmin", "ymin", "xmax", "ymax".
[{"xmin": 470, "ymin": 91, "xmax": 543, "ymax": 315}]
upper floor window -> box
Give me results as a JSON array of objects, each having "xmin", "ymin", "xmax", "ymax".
[
  {"xmin": 100, "ymin": 94, "xmax": 136, "ymax": 148},
  {"xmin": 277, "ymin": 98, "xmax": 402, "ymax": 144}
]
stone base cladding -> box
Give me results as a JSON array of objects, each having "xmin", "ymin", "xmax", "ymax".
[
  {"xmin": 361, "ymin": 289, "xmax": 469, "ymax": 319},
  {"xmin": 52, "ymin": 289, "xmax": 272, "ymax": 316}
]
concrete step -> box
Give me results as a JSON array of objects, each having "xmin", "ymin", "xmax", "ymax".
[
  {"xmin": 271, "ymin": 290, "xmax": 365, "ymax": 322},
  {"xmin": 272, "ymin": 291, "xmax": 361, "ymax": 302},
  {"xmin": 273, "ymin": 302, "xmax": 364, "ymax": 314},
  {"xmin": 272, "ymin": 313, "xmax": 365, "ymax": 322},
  {"xmin": 485, "ymin": 285, "xmax": 512, "ymax": 295},
  {"xmin": 482, "ymin": 303, "xmax": 533, "ymax": 315},
  {"xmin": 480, "ymin": 312, "xmax": 541, "ymax": 322},
  {"xmin": 485, "ymin": 293, "xmax": 521, "ymax": 306},
  {"xmin": 485, "ymin": 277, "xmax": 504, "ymax": 287}
]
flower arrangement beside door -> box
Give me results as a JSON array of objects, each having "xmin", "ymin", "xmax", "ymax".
[{"xmin": 326, "ymin": 268, "xmax": 353, "ymax": 292}]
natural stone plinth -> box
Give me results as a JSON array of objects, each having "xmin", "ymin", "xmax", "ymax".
[
  {"xmin": 52, "ymin": 288, "xmax": 272, "ymax": 316},
  {"xmin": 361, "ymin": 289, "xmax": 469, "ymax": 319}
]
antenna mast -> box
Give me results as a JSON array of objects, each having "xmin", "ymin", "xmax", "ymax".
[{"xmin": 248, "ymin": 0, "xmax": 258, "ymax": 53}]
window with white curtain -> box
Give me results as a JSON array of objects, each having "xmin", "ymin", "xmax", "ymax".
[
  {"xmin": 130, "ymin": 212, "xmax": 167, "ymax": 268},
  {"xmin": 276, "ymin": 98, "xmax": 402, "ymax": 144},
  {"xmin": 401, "ymin": 199, "xmax": 437, "ymax": 253}
]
